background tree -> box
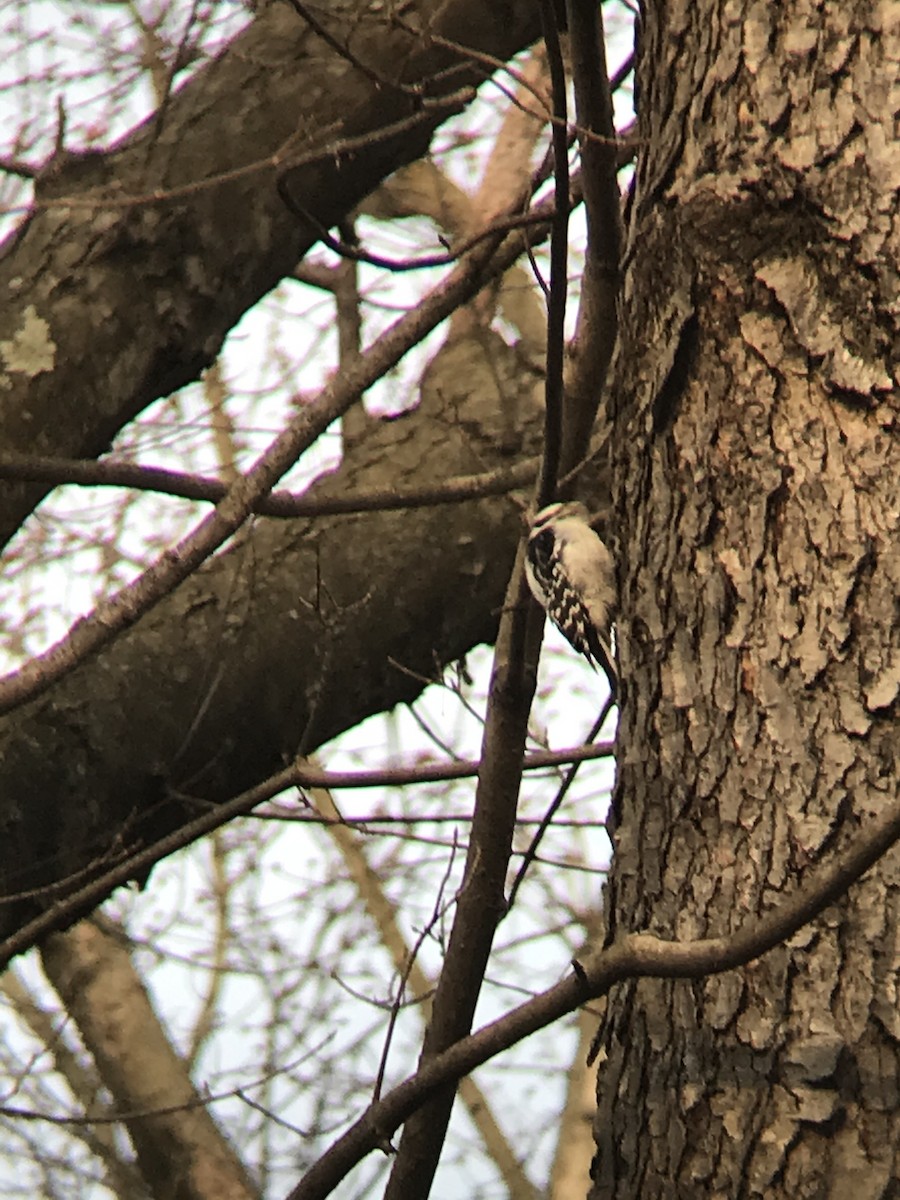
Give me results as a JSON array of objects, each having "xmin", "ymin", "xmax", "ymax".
[{"xmin": 1, "ymin": 1, "xmax": 898, "ymax": 1199}]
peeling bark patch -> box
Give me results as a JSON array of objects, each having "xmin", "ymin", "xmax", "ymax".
[
  {"xmin": 0, "ymin": 305, "xmax": 56, "ymax": 379},
  {"xmin": 864, "ymin": 662, "xmax": 900, "ymax": 711},
  {"xmin": 755, "ymin": 256, "xmax": 893, "ymax": 395},
  {"xmin": 740, "ymin": 311, "xmax": 789, "ymax": 372}
]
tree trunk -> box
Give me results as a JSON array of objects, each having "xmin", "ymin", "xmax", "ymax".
[{"xmin": 592, "ymin": 2, "xmax": 900, "ymax": 1195}]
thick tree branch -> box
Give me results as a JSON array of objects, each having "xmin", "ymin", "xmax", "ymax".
[
  {"xmin": 0, "ymin": 321, "xmax": 546, "ymax": 950},
  {"xmin": 41, "ymin": 917, "xmax": 259, "ymax": 1200},
  {"xmin": 0, "ymin": 968, "xmax": 144, "ymax": 1196},
  {"xmin": 0, "ymin": 193, "xmax": 552, "ymax": 718},
  {"xmin": 0, "ymin": 0, "xmax": 541, "ymax": 550}
]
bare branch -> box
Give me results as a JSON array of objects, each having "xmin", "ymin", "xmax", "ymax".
[
  {"xmin": 534, "ymin": 3, "xmax": 571, "ymax": 509},
  {"xmin": 0, "ymin": 155, "xmax": 37, "ymax": 179},
  {"xmin": 561, "ymin": 0, "xmax": 623, "ymax": 473},
  {"xmin": 381, "ymin": 18, "xmax": 573, "ymax": 1190},
  {"xmin": 0, "ymin": 452, "xmax": 537, "ymax": 517},
  {"xmin": 0, "ymin": 968, "xmax": 147, "ymax": 1197},
  {"xmin": 20, "ymin": 108, "xmax": 473, "ymax": 220},
  {"xmin": 382, "ymin": 554, "xmax": 544, "ymax": 1195},
  {"xmin": 278, "ymin": 186, "xmax": 559, "ymax": 272},
  {"xmin": 40, "ymin": 917, "xmax": 260, "ymax": 1200},
  {"xmin": 506, "ymin": 695, "xmax": 615, "ymax": 912},
  {"xmin": 0, "ymin": 740, "xmax": 614, "ymax": 969}
]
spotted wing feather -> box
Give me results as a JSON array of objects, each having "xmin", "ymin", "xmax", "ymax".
[{"xmin": 526, "ymin": 507, "xmax": 618, "ymax": 697}]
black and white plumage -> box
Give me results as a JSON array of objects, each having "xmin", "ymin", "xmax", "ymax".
[{"xmin": 525, "ymin": 501, "xmax": 618, "ymax": 697}]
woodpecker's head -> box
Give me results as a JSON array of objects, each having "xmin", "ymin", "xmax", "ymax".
[{"xmin": 529, "ymin": 500, "xmax": 593, "ymax": 532}]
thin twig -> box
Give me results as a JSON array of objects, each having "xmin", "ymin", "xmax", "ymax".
[
  {"xmin": 283, "ymin": 0, "xmax": 412, "ymax": 93},
  {"xmin": 371, "ymin": 835, "xmax": 459, "ymax": 1104},
  {"xmin": 277, "ymin": 188, "xmax": 561, "ymax": 273},
  {"xmin": 506, "ymin": 694, "xmax": 615, "ymax": 912},
  {"xmin": 287, "ymin": 790, "xmax": 900, "ymax": 1199},
  {"xmin": 0, "ymin": 740, "xmax": 614, "ymax": 968},
  {"xmin": 17, "ymin": 93, "xmax": 470, "ymax": 219}
]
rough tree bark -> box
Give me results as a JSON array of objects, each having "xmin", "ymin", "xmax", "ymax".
[{"xmin": 593, "ymin": 1, "xmax": 899, "ymax": 1195}]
